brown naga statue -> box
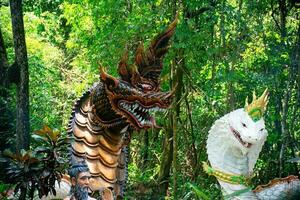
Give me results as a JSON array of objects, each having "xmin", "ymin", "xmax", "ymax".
[{"xmin": 68, "ymin": 16, "xmax": 178, "ymax": 199}]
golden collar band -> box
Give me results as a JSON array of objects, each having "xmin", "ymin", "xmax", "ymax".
[{"xmin": 202, "ymin": 162, "xmax": 251, "ymax": 186}]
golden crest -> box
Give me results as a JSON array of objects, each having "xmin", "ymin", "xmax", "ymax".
[{"xmin": 245, "ymin": 89, "xmax": 269, "ymax": 121}]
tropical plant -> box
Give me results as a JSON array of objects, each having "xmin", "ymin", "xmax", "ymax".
[
  {"xmin": 0, "ymin": 182, "xmax": 13, "ymax": 200},
  {"xmin": 32, "ymin": 125, "xmax": 68, "ymax": 197},
  {"xmin": 0, "ymin": 126, "xmax": 67, "ymax": 200},
  {"xmin": 0, "ymin": 149, "xmax": 41, "ymax": 200}
]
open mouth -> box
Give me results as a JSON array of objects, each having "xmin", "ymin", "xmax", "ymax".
[
  {"xmin": 230, "ymin": 126, "xmax": 252, "ymax": 148},
  {"xmin": 119, "ymin": 100, "xmax": 165, "ymax": 128}
]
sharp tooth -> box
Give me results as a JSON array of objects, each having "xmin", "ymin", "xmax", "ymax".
[{"xmin": 141, "ymin": 120, "xmax": 145, "ymax": 124}]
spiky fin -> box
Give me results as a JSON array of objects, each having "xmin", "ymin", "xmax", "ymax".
[
  {"xmin": 135, "ymin": 13, "xmax": 178, "ymax": 84},
  {"xmin": 99, "ymin": 66, "xmax": 119, "ymax": 87},
  {"xmin": 117, "ymin": 14, "xmax": 178, "ymax": 89},
  {"xmin": 118, "ymin": 51, "xmax": 130, "ymax": 82},
  {"xmin": 245, "ymin": 89, "xmax": 269, "ymax": 121}
]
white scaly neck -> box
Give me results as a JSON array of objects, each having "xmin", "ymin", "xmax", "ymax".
[{"xmin": 207, "ymin": 111, "xmax": 266, "ymax": 199}]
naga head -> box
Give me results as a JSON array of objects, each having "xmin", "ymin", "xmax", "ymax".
[
  {"xmin": 226, "ymin": 89, "xmax": 269, "ymax": 150},
  {"xmin": 94, "ymin": 16, "xmax": 178, "ymax": 130}
]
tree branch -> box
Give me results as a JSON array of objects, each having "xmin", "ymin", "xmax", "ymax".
[
  {"xmin": 185, "ymin": 7, "xmax": 212, "ymax": 19},
  {"xmin": 271, "ymin": 0, "xmax": 282, "ymax": 33}
]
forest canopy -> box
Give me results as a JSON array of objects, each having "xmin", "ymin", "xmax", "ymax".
[{"xmin": 0, "ymin": 0, "xmax": 299, "ymax": 199}]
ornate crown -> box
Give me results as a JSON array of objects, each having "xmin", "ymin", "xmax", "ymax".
[{"xmin": 244, "ymin": 89, "xmax": 269, "ymax": 121}]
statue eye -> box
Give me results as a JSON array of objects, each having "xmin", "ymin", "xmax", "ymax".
[
  {"xmin": 141, "ymin": 83, "xmax": 153, "ymax": 92},
  {"xmin": 242, "ymin": 123, "xmax": 247, "ymax": 128},
  {"xmin": 260, "ymin": 128, "xmax": 264, "ymax": 131}
]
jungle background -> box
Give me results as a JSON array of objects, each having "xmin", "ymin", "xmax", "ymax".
[{"xmin": 0, "ymin": 0, "xmax": 299, "ymax": 199}]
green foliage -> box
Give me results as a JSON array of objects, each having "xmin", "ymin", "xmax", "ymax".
[
  {"xmin": 182, "ymin": 183, "xmax": 210, "ymax": 200},
  {"xmin": 0, "ymin": 182, "xmax": 12, "ymax": 200},
  {"xmin": 0, "ymin": 149, "xmax": 41, "ymax": 199},
  {"xmin": 0, "ymin": 126, "xmax": 67, "ymax": 199},
  {"xmin": 23, "ymin": 0, "xmax": 64, "ymax": 15},
  {"xmin": 1, "ymin": 0, "xmax": 300, "ymax": 199}
]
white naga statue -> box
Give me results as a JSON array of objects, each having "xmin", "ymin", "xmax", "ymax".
[{"xmin": 204, "ymin": 89, "xmax": 300, "ymax": 199}]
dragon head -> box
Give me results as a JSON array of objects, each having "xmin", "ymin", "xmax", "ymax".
[
  {"xmin": 93, "ymin": 16, "xmax": 178, "ymax": 130},
  {"xmin": 227, "ymin": 89, "xmax": 269, "ymax": 150},
  {"xmin": 100, "ymin": 68, "xmax": 174, "ymax": 130}
]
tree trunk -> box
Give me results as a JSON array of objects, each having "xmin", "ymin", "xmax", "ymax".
[
  {"xmin": 142, "ymin": 130, "xmax": 149, "ymax": 168},
  {"xmin": 286, "ymin": 21, "xmax": 300, "ymax": 175},
  {"xmin": 172, "ymin": 49, "xmax": 184, "ymax": 198},
  {"xmin": 0, "ymin": 25, "xmax": 12, "ymax": 180},
  {"xmin": 9, "ymin": 0, "xmax": 30, "ymax": 151},
  {"xmin": 220, "ymin": 0, "xmax": 235, "ymax": 111},
  {"xmin": 0, "ymin": 21, "xmax": 9, "ymax": 119},
  {"xmin": 155, "ymin": 47, "xmax": 184, "ymax": 199},
  {"xmin": 184, "ymin": 93, "xmax": 198, "ymax": 177},
  {"xmin": 277, "ymin": 0, "xmax": 289, "ymax": 177},
  {"xmin": 279, "ymin": 83, "xmax": 290, "ymax": 177},
  {"xmin": 156, "ymin": 120, "xmax": 173, "ymax": 197},
  {"xmin": 0, "ymin": 26, "xmax": 9, "ymax": 79},
  {"xmin": 279, "ymin": 0, "xmax": 287, "ymax": 38},
  {"xmin": 294, "ymin": 21, "xmax": 300, "ymax": 92}
]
